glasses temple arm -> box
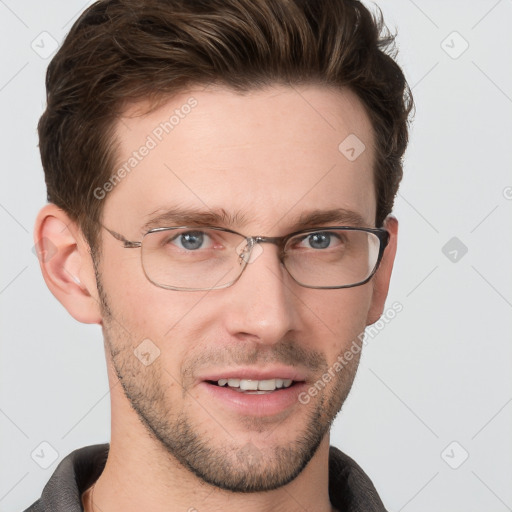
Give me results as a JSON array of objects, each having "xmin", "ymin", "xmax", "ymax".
[{"xmin": 102, "ymin": 225, "xmax": 141, "ymax": 248}]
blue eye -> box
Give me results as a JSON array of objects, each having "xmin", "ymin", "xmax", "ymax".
[
  {"xmin": 298, "ymin": 231, "xmax": 343, "ymax": 250},
  {"xmin": 172, "ymin": 231, "xmax": 211, "ymax": 250},
  {"xmin": 307, "ymin": 232, "xmax": 332, "ymax": 249}
]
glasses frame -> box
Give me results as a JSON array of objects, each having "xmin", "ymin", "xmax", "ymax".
[{"xmin": 103, "ymin": 225, "xmax": 390, "ymax": 291}]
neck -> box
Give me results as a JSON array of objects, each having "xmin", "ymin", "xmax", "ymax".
[{"xmin": 89, "ymin": 436, "xmax": 334, "ymax": 512}]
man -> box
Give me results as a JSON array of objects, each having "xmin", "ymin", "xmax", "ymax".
[{"xmin": 26, "ymin": 0, "xmax": 412, "ymax": 510}]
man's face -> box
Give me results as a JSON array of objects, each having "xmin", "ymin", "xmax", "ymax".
[{"xmin": 97, "ymin": 85, "xmax": 380, "ymax": 491}]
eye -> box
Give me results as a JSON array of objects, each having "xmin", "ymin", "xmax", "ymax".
[
  {"xmin": 170, "ymin": 230, "xmax": 213, "ymax": 251},
  {"xmin": 298, "ymin": 231, "xmax": 343, "ymax": 250}
]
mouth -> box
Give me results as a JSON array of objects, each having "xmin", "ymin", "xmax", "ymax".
[
  {"xmin": 199, "ymin": 370, "xmax": 308, "ymax": 417},
  {"xmin": 206, "ymin": 378, "xmax": 297, "ymax": 394}
]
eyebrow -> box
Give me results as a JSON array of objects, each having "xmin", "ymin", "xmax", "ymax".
[
  {"xmin": 141, "ymin": 206, "xmax": 369, "ymax": 234},
  {"xmin": 141, "ymin": 207, "xmax": 248, "ymax": 233}
]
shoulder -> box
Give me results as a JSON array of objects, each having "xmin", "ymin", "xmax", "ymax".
[
  {"xmin": 21, "ymin": 444, "xmax": 109, "ymax": 512},
  {"xmin": 329, "ymin": 446, "xmax": 387, "ymax": 512}
]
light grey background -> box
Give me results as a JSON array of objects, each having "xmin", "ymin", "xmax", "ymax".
[{"xmin": 1, "ymin": 1, "xmax": 511, "ymax": 511}]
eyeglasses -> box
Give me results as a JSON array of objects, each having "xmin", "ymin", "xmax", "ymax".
[{"xmin": 103, "ymin": 225, "xmax": 389, "ymax": 291}]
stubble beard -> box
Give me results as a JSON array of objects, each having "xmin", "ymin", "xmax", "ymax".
[{"xmin": 96, "ymin": 269, "xmax": 361, "ymax": 493}]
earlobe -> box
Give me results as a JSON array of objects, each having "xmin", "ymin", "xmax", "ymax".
[
  {"xmin": 34, "ymin": 204, "xmax": 102, "ymax": 324},
  {"xmin": 366, "ymin": 215, "xmax": 398, "ymax": 325}
]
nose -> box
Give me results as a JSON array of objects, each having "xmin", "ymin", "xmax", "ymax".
[{"xmin": 221, "ymin": 242, "xmax": 299, "ymax": 345}]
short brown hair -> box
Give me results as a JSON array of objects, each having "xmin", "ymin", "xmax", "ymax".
[{"xmin": 39, "ymin": 0, "xmax": 413, "ymax": 250}]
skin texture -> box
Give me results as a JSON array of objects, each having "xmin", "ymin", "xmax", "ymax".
[{"xmin": 35, "ymin": 84, "xmax": 398, "ymax": 512}]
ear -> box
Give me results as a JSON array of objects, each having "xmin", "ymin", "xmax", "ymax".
[
  {"xmin": 366, "ymin": 215, "xmax": 398, "ymax": 325},
  {"xmin": 34, "ymin": 204, "xmax": 102, "ymax": 324}
]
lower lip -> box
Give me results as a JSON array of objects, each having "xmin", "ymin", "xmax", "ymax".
[{"xmin": 199, "ymin": 382, "xmax": 308, "ymax": 417}]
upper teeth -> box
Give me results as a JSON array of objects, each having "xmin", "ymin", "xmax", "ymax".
[{"xmin": 217, "ymin": 378, "xmax": 293, "ymax": 391}]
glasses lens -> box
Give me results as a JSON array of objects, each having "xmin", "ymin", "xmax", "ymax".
[
  {"xmin": 284, "ymin": 229, "xmax": 382, "ymax": 288},
  {"xmin": 141, "ymin": 228, "xmax": 246, "ymax": 290},
  {"xmin": 140, "ymin": 227, "xmax": 383, "ymax": 290}
]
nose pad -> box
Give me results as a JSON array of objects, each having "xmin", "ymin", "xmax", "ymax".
[{"xmin": 236, "ymin": 239, "xmax": 264, "ymax": 265}]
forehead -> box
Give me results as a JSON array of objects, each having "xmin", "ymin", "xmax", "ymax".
[{"xmin": 104, "ymin": 84, "xmax": 376, "ymax": 234}]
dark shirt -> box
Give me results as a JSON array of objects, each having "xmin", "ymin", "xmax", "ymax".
[{"xmin": 23, "ymin": 444, "xmax": 387, "ymax": 511}]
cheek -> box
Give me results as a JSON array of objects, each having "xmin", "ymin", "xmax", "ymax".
[
  {"xmin": 101, "ymin": 248, "xmax": 209, "ymax": 336},
  {"xmin": 302, "ymin": 287, "xmax": 373, "ymax": 353}
]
